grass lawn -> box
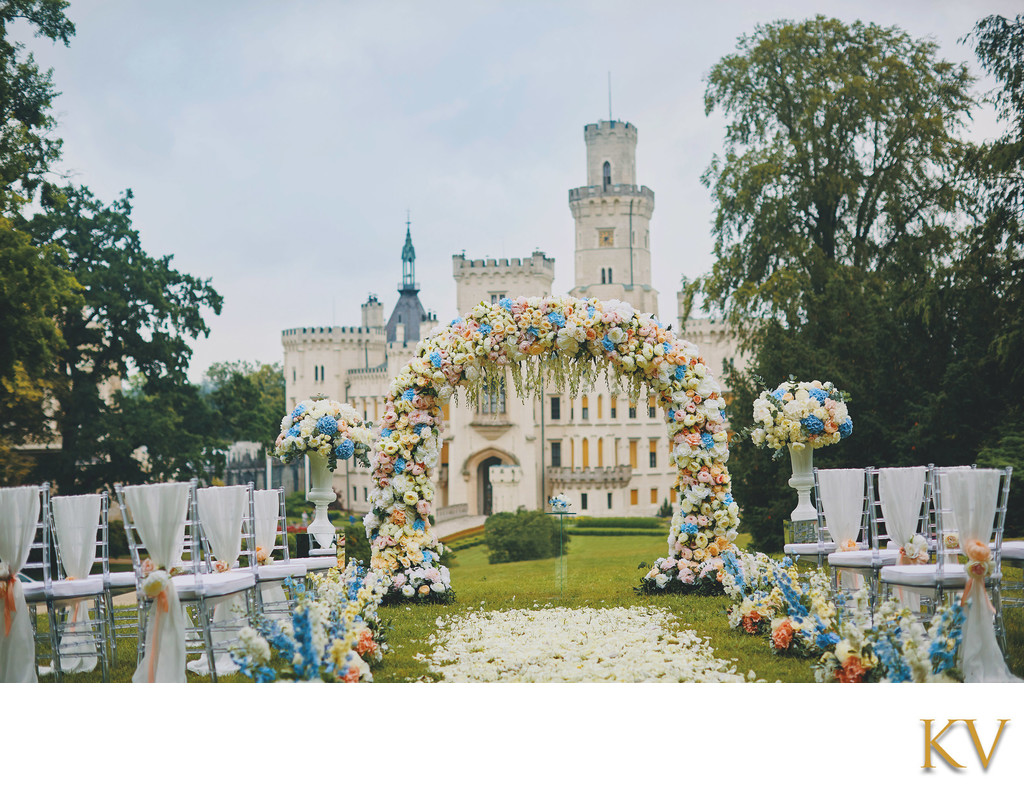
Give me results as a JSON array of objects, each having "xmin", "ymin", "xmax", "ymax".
[{"xmin": 32, "ymin": 526, "xmax": 1024, "ymax": 683}]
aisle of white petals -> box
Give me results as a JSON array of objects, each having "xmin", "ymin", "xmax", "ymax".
[{"xmin": 415, "ymin": 606, "xmax": 755, "ymax": 682}]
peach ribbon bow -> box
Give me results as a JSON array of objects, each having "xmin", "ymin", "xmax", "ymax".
[
  {"xmin": 1, "ymin": 577, "xmax": 15, "ymax": 637},
  {"xmin": 147, "ymin": 589, "xmax": 170, "ymax": 683},
  {"xmin": 961, "ymin": 563, "xmax": 997, "ymax": 615}
]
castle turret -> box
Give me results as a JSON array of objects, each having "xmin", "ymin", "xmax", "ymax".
[
  {"xmin": 386, "ymin": 222, "xmax": 430, "ymax": 345},
  {"xmin": 452, "ymin": 250, "xmax": 555, "ymax": 315},
  {"xmin": 569, "ymin": 120, "xmax": 658, "ymax": 316}
]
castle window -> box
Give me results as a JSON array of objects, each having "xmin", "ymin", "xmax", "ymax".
[
  {"xmin": 581, "ymin": 493, "xmax": 588, "ymax": 511},
  {"xmin": 292, "ymin": 368, "xmax": 296, "ymax": 382},
  {"xmin": 601, "ymin": 268, "xmax": 606, "ymax": 284},
  {"xmin": 607, "ymin": 268, "xmax": 613, "ymax": 283},
  {"xmin": 603, "ymin": 161, "xmax": 611, "ymax": 190},
  {"xmin": 628, "ymin": 401, "xmax": 637, "ymax": 419},
  {"xmin": 607, "ymin": 492, "xmax": 612, "ymax": 509},
  {"xmin": 598, "ymin": 437, "xmax": 604, "ymax": 466},
  {"xmin": 582, "ymin": 438, "xmax": 589, "ymax": 468},
  {"xmin": 314, "ymin": 366, "xmax": 319, "ymax": 382},
  {"xmin": 649, "ymin": 439, "xmax": 658, "ymax": 468},
  {"xmin": 551, "ymin": 441, "xmax": 562, "ymax": 467},
  {"xmin": 490, "ymin": 292, "xmax": 506, "ymax": 304},
  {"xmin": 610, "ymin": 397, "xmax": 617, "ymax": 418},
  {"xmin": 581, "ymin": 396, "xmax": 589, "ymax": 419},
  {"xmin": 648, "ymin": 395, "xmax": 656, "ymax": 418},
  {"xmin": 651, "ymin": 488, "xmax": 658, "ymax": 504},
  {"xmin": 630, "ymin": 489, "xmax": 638, "ymax": 506},
  {"xmin": 629, "ymin": 440, "xmax": 638, "ymax": 469},
  {"xmin": 550, "ymin": 396, "xmax": 561, "ymax": 420},
  {"xmin": 597, "ymin": 395, "xmax": 603, "ymax": 419}
]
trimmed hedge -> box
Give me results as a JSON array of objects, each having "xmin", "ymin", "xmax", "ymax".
[
  {"xmin": 567, "ymin": 528, "xmax": 666, "ymax": 537},
  {"xmin": 486, "ymin": 510, "xmax": 565, "ymax": 565},
  {"xmin": 571, "ymin": 516, "xmax": 665, "ymax": 530}
]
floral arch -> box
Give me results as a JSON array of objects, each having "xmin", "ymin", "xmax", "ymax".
[{"xmin": 365, "ymin": 295, "xmax": 741, "ymax": 601}]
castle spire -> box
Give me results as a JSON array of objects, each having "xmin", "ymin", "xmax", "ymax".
[{"xmin": 401, "ymin": 218, "xmax": 416, "ymax": 288}]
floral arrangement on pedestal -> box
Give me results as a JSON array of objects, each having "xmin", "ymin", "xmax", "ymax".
[
  {"xmin": 367, "ymin": 294, "xmax": 740, "ymax": 601},
  {"xmin": 548, "ymin": 493, "xmax": 572, "ymax": 513},
  {"xmin": 231, "ymin": 562, "xmax": 388, "ymax": 683},
  {"xmin": 814, "ymin": 589, "xmax": 964, "ymax": 683},
  {"xmin": 274, "ymin": 396, "xmax": 373, "ymax": 471},
  {"xmin": 750, "ymin": 379, "xmax": 852, "ymax": 454}
]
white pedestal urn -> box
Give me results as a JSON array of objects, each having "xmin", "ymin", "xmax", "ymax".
[
  {"xmin": 305, "ymin": 451, "xmax": 337, "ymax": 552},
  {"xmin": 788, "ymin": 444, "xmax": 817, "ymax": 541}
]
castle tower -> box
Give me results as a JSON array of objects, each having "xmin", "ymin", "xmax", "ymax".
[
  {"xmin": 386, "ymin": 222, "xmax": 432, "ymax": 345},
  {"xmin": 452, "ymin": 251, "xmax": 555, "ymax": 315},
  {"xmin": 569, "ymin": 120, "xmax": 658, "ymax": 316}
]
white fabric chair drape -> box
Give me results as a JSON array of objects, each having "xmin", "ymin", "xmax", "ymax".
[
  {"xmin": 0, "ymin": 486, "xmax": 41, "ymax": 683},
  {"xmin": 878, "ymin": 466, "xmax": 926, "ymax": 548},
  {"xmin": 818, "ymin": 468, "xmax": 863, "ymax": 545},
  {"xmin": 944, "ymin": 469, "xmax": 1019, "ymax": 683},
  {"xmin": 51, "ymin": 494, "xmax": 102, "ymax": 672},
  {"xmin": 254, "ymin": 489, "xmax": 287, "ymax": 607},
  {"xmin": 124, "ymin": 482, "xmax": 191, "ymax": 683},
  {"xmin": 187, "ymin": 485, "xmax": 249, "ymax": 676}
]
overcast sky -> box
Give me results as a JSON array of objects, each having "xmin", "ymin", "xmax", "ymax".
[{"xmin": 21, "ymin": 0, "xmax": 1021, "ymax": 381}]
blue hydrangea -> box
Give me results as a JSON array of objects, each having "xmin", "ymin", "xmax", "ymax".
[
  {"xmin": 415, "ymin": 424, "xmax": 430, "ymax": 435},
  {"xmin": 587, "ymin": 305, "xmax": 596, "ymax": 317},
  {"xmin": 450, "ymin": 317, "xmax": 463, "ymax": 326},
  {"xmin": 527, "ymin": 326, "xmax": 539, "ymax": 337},
  {"xmin": 667, "ymin": 408, "xmax": 676, "ymax": 420},
  {"xmin": 429, "ymin": 351, "xmax": 442, "ymax": 368},
  {"xmin": 413, "ymin": 519, "xmax": 426, "ymax": 532},
  {"xmin": 602, "ymin": 335, "xmax": 615, "ymax": 351},
  {"xmin": 547, "ymin": 312, "xmax": 565, "ymax": 328},
  {"xmin": 381, "ymin": 427, "xmax": 392, "ymax": 438},
  {"xmin": 808, "ymin": 387, "xmax": 828, "ymax": 404},
  {"xmin": 335, "ymin": 439, "xmax": 354, "ymax": 459},
  {"xmin": 675, "ymin": 366, "xmax": 686, "ymax": 380},
  {"xmin": 316, "ymin": 415, "xmax": 338, "ymax": 435},
  {"xmin": 478, "ymin": 323, "xmax": 492, "ymax": 335},
  {"xmin": 499, "ymin": 298, "xmax": 513, "ymax": 311},
  {"xmin": 289, "ymin": 404, "xmax": 307, "ymax": 420},
  {"xmin": 394, "ymin": 457, "xmax": 406, "ymax": 473},
  {"xmin": 701, "ymin": 433, "xmax": 715, "ymax": 450},
  {"xmin": 724, "ymin": 494, "xmax": 734, "ymax": 505},
  {"xmin": 662, "ymin": 342, "xmax": 672, "ymax": 353},
  {"xmin": 801, "ymin": 415, "xmax": 825, "ymax": 434},
  {"xmin": 839, "ymin": 418, "xmax": 853, "ymax": 438},
  {"xmin": 772, "ymin": 388, "xmax": 786, "ymax": 401},
  {"xmin": 683, "ymin": 523, "xmax": 699, "ymax": 535},
  {"xmin": 402, "ymin": 389, "xmax": 415, "ymax": 401}
]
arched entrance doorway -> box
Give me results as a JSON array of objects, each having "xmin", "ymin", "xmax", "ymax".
[{"xmin": 477, "ymin": 456, "xmax": 503, "ymax": 516}]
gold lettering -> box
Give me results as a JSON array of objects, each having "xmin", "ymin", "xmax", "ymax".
[
  {"xmin": 922, "ymin": 719, "xmax": 966, "ymax": 769},
  {"xmin": 963, "ymin": 719, "xmax": 1009, "ymax": 770}
]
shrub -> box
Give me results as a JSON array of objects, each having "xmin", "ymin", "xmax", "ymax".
[
  {"xmin": 572, "ymin": 516, "xmax": 664, "ymax": 530},
  {"xmin": 486, "ymin": 510, "xmax": 565, "ymax": 565},
  {"xmin": 107, "ymin": 519, "xmax": 129, "ymax": 559},
  {"xmin": 343, "ymin": 520, "xmax": 370, "ymax": 566}
]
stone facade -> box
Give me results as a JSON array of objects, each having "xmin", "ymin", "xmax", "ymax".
[{"xmin": 281, "ymin": 119, "xmax": 745, "ymax": 523}]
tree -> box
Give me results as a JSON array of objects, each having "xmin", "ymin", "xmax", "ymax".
[
  {"xmin": 692, "ymin": 17, "xmax": 979, "ymax": 549},
  {"xmin": 203, "ymin": 360, "xmax": 285, "ymax": 449},
  {"xmin": 27, "ymin": 185, "xmax": 223, "ymax": 492},
  {"xmin": 0, "ymin": 1, "xmax": 78, "ymax": 478}
]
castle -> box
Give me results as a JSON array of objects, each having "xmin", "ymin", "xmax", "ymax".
[{"xmin": 281, "ymin": 119, "xmax": 743, "ymax": 525}]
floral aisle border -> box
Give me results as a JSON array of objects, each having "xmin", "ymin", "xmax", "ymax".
[{"xmin": 366, "ymin": 294, "xmax": 740, "ymax": 601}]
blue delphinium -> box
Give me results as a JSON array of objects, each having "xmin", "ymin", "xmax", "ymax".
[
  {"xmin": 874, "ymin": 634, "xmax": 912, "ymax": 683},
  {"xmin": 721, "ymin": 552, "xmax": 745, "ymax": 591},
  {"xmin": 929, "ymin": 603, "xmax": 965, "ymax": 675}
]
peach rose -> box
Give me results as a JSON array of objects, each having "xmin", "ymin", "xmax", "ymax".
[{"xmin": 964, "ymin": 540, "xmax": 990, "ymax": 563}]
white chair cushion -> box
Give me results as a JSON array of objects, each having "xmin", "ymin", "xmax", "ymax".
[
  {"xmin": 827, "ymin": 548, "xmax": 900, "ymax": 569},
  {"xmin": 1001, "ymin": 541, "xmax": 1024, "ymax": 562},
  {"xmin": 49, "ymin": 577, "xmax": 104, "ymax": 599},
  {"xmin": 173, "ymin": 570, "xmax": 256, "ymax": 599},
  {"xmin": 784, "ymin": 541, "xmax": 837, "ymax": 556},
  {"xmin": 256, "ymin": 561, "xmax": 308, "ymax": 581},
  {"xmin": 879, "ymin": 562, "xmax": 999, "ymax": 589},
  {"xmin": 300, "ymin": 557, "xmax": 339, "ymax": 572},
  {"xmin": 106, "ymin": 571, "xmax": 137, "ymax": 590}
]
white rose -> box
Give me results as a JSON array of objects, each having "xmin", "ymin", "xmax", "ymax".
[{"xmin": 401, "ymin": 585, "xmax": 415, "ymax": 598}]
